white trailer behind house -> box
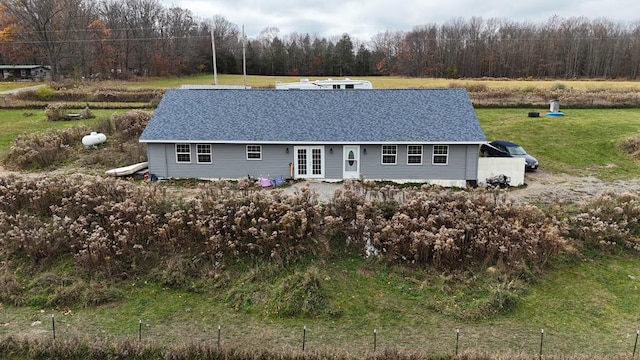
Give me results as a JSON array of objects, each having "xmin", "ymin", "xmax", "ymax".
[{"xmin": 275, "ymin": 78, "xmax": 373, "ymax": 90}]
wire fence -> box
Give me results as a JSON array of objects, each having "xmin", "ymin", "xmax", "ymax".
[{"xmin": 23, "ymin": 315, "xmax": 640, "ymax": 359}]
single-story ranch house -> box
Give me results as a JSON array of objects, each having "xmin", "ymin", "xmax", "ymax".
[{"xmin": 139, "ymin": 88, "xmax": 487, "ymax": 186}]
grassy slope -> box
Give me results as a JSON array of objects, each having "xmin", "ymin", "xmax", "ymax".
[
  {"xmin": 2, "ymin": 76, "xmax": 640, "ymax": 357},
  {"xmin": 508, "ymin": 253, "xmax": 640, "ymax": 355},
  {"xmin": 3, "ymin": 255, "xmax": 638, "ymax": 356}
]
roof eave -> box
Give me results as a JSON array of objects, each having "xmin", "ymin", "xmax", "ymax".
[{"xmin": 139, "ymin": 139, "xmax": 486, "ymax": 145}]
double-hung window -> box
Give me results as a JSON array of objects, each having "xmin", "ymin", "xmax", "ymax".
[
  {"xmin": 432, "ymin": 145, "xmax": 449, "ymax": 165},
  {"xmin": 381, "ymin": 145, "xmax": 397, "ymax": 165},
  {"xmin": 197, "ymin": 144, "xmax": 212, "ymax": 163},
  {"xmin": 246, "ymin": 145, "xmax": 262, "ymax": 160},
  {"xmin": 407, "ymin": 145, "xmax": 423, "ymax": 165},
  {"xmin": 176, "ymin": 144, "xmax": 191, "ymax": 163}
]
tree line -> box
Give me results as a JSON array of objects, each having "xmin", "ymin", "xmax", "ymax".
[{"xmin": 1, "ymin": 0, "xmax": 639, "ymax": 80}]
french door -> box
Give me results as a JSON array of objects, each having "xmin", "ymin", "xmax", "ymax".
[{"xmin": 293, "ymin": 146, "xmax": 325, "ymax": 179}]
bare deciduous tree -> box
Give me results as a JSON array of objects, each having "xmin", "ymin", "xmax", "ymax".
[{"xmin": 0, "ymin": 0, "xmax": 86, "ymax": 79}]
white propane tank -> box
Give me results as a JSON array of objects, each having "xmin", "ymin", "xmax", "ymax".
[{"xmin": 82, "ymin": 132, "xmax": 107, "ymax": 146}]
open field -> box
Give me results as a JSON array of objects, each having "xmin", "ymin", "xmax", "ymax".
[{"xmin": 109, "ymin": 74, "xmax": 640, "ymax": 91}]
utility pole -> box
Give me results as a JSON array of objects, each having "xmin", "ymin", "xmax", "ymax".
[
  {"xmin": 211, "ymin": 26, "xmax": 218, "ymax": 85},
  {"xmin": 242, "ymin": 25, "xmax": 247, "ymax": 88}
]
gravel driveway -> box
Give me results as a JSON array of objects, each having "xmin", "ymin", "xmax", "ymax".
[
  {"xmin": 279, "ymin": 170, "xmax": 640, "ymax": 205},
  {"xmin": 0, "ymin": 84, "xmax": 44, "ymax": 95}
]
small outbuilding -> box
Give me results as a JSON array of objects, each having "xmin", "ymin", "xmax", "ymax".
[
  {"xmin": 139, "ymin": 88, "xmax": 487, "ymax": 186},
  {"xmin": 0, "ymin": 65, "xmax": 50, "ymax": 81}
]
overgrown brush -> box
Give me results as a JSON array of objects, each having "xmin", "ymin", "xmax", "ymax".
[
  {"xmin": 618, "ymin": 134, "xmax": 640, "ymax": 160},
  {"xmin": 13, "ymin": 85, "xmax": 164, "ymax": 103},
  {"xmin": 44, "ymin": 103, "xmax": 68, "ymax": 121},
  {"xmin": 564, "ymin": 190, "xmax": 640, "ymax": 252},
  {"xmin": 112, "ymin": 109, "xmax": 151, "ymax": 141},
  {"xmin": 44, "ymin": 103, "xmax": 97, "ymax": 121},
  {"xmin": 3, "ymin": 175, "xmax": 639, "ymax": 314},
  {"xmin": 4, "ymin": 109, "xmax": 150, "ymax": 170},
  {"xmin": 4, "ymin": 125, "xmax": 89, "ymax": 169},
  {"xmin": 324, "ymin": 182, "xmax": 565, "ymax": 275},
  {"xmin": 469, "ymin": 86, "xmax": 640, "ymax": 108}
]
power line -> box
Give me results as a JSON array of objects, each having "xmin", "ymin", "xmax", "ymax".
[{"xmin": 1, "ymin": 35, "xmax": 210, "ymax": 45}]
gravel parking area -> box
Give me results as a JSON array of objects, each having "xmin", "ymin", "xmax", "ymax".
[{"xmin": 279, "ymin": 171, "xmax": 640, "ymax": 205}]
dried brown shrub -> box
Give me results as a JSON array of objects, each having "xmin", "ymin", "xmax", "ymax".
[
  {"xmin": 0, "ymin": 175, "xmax": 328, "ymax": 279},
  {"xmin": 113, "ymin": 109, "xmax": 151, "ymax": 141},
  {"xmin": 12, "ymin": 85, "xmax": 163, "ymax": 103},
  {"xmin": 462, "ymin": 83, "xmax": 488, "ymax": 92},
  {"xmin": 12, "ymin": 174, "xmax": 638, "ymax": 293},
  {"xmin": 565, "ymin": 190, "xmax": 640, "ymax": 252},
  {"xmin": 619, "ymin": 135, "xmax": 640, "ymax": 159},
  {"xmin": 4, "ymin": 125, "xmax": 89, "ymax": 169},
  {"xmin": 44, "ymin": 102, "xmax": 68, "ymax": 121},
  {"xmin": 188, "ymin": 183, "xmax": 325, "ymax": 266},
  {"xmin": 325, "ymin": 181, "xmax": 565, "ymax": 273},
  {"xmin": 90, "ymin": 87, "xmax": 164, "ymax": 102}
]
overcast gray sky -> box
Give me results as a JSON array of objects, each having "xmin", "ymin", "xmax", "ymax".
[{"xmin": 165, "ymin": 0, "xmax": 640, "ymax": 40}]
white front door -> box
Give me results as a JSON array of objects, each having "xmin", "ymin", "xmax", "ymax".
[
  {"xmin": 342, "ymin": 145, "xmax": 360, "ymax": 179},
  {"xmin": 294, "ymin": 146, "xmax": 325, "ymax": 179}
]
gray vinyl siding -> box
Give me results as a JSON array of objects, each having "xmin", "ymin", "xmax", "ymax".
[
  {"xmin": 359, "ymin": 144, "xmax": 477, "ymax": 181},
  {"xmin": 465, "ymin": 144, "xmax": 480, "ymax": 180},
  {"xmin": 147, "ymin": 143, "xmax": 293, "ymax": 179},
  {"xmin": 147, "ymin": 143, "xmax": 479, "ymax": 182},
  {"xmin": 325, "ymin": 145, "xmax": 343, "ymax": 179}
]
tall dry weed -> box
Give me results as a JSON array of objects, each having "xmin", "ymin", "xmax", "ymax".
[
  {"xmin": 4, "ymin": 126, "xmax": 89, "ymax": 169},
  {"xmin": 325, "ymin": 182, "xmax": 565, "ymax": 274},
  {"xmin": 5, "ymin": 174, "xmax": 637, "ymax": 310},
  {"xmin": 565, "ymin": 190, "xmax": 640, "ymax": 252}
]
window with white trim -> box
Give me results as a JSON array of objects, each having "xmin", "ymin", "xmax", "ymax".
[
  {"xmin": 246, "ymin": 145, "xmax": 262, "ymax": 160},
  {"xmin": 197, "ymin": 144, "xmax": 212, "ymax": 163},
  {"xmin": 433, "ymin": 145, "xmax": 449, "ymax": 165},
  {"xmin": 407, "ymin": 145, "xmax": 423, "ymax": 165},
  {"xmin": 381, "ymin": 145, "xmax": 397, "ymax": 165},
  {"xmin": 176, "ymin": 144, "xmax": 191, "ymax": 163}
]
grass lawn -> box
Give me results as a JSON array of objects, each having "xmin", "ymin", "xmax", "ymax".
[
  {"xmin": 477, "ymin": 108, "xmax": 640, "ymax": 180},
  {"xmin": 0, "ymin": 109, "xmax": 132, "ymax": 158},
  {"xmin": 2, "ymin": 254, "xmax": 639, "ymax": 357},
  {"xmin": 503, "ymin": 253, "xmax": 640, "ymax": 355}
]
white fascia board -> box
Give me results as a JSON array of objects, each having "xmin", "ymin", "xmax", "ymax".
[{"xmin": 140, "ymin": 139, "xmax": 485, "ymax": 145}]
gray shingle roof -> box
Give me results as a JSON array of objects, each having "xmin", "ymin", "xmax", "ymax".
[{"xmin": 139, "ymin": 88, "xmax": 486, "ymax": 144}]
